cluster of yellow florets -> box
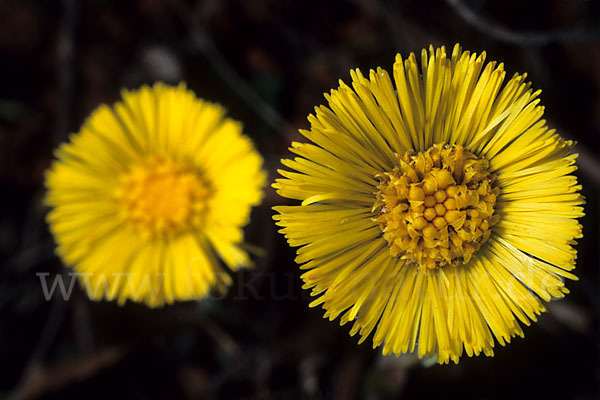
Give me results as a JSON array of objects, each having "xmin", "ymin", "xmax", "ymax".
[
  {"xmin": 116, "ymin": 157, "xmax": 210, "ymax": 237},
  {"xmin": 373, "ymin": 144, "xmax": 499, "ymax": 270}
]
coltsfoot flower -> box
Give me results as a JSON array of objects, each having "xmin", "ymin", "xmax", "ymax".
[
  {"xmin": 273, "ymin": 44, "xmax": 583, "ymax": 364},
  {"xmin": 46, "ymin": 83, "xmax": 265, "ymax": 307}
]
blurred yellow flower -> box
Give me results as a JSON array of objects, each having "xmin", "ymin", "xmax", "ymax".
[
  {"xmin": 273, "ymin": 44, "xmax": 583, "ymax": 364},
  {"xmin": 46, "ymin": 82, "xmax": 265, "ymax": 307}
]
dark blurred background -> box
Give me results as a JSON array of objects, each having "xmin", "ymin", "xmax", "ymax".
[{"xmin": 1, "ymin": 0, "xmax": 599, "ymax": 399}]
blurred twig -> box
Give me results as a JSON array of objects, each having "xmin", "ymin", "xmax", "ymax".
[
  {"xmin": 10, "ymin": 295, "xmax": 68, "ymax": 400},
  {"xmin": 170, "ymin": 0, "xmax": 295, "ymax": 137},
  {"xmin": 17, "ymin": 346, "xmax": 124, "ymax": 400},
  {"xmin": 574, "ymin": 146, "xmax": 600, "ymax": 186},
  {"xmin": 447, "ymin": 0, "xmax": 600, "ymax": 45},
  {"xmin": 72, "ymin": 294, "xmax": 95, "ymax": 353},
  {"xmin": 174, "ymin": 307, "xmax": 240, "ymax": 357},
  {"xmin": 54, "ymin": 0, "xmax": 76, "ymax": 146},
  {"xmin": 6, "ymin": 239, "xmax": 55, "ymax": 273},
  {"xmin": 547, "ymin": 301, "xmax": 591, "ymax": 334},
  {"xmin": 9, "ymin": 2, "xmax": 78, "ymax": 393}
]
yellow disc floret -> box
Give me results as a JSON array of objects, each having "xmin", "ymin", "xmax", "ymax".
[
  {"xmin": 116, "ymin": 157, "xmax": 209, "ymax": 237},
  {"xmin": 373, "ymin": 144, "xmax": 499, "ymax": 270}
]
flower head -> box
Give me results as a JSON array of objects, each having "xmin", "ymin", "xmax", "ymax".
[
  {"xmin": 273, "ymin": 44, "xmax": 583, "ymax": 364},
  {"xmin": 46, "ymin": 83, "xmax": 265, "ymax": 307}
]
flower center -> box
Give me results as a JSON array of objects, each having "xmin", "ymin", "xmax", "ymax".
[
  {"xmin": 116, "ymin": 157, "xmax": 209, "ymax": 237},
  {"xmin": 373, "ymin": 144, "xmax": 499, "ymax": 270}
]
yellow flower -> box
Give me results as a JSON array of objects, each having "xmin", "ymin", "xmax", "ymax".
[
  {"xmin": 273, "ymin": 44, "xmax": 584, "ymax": 364},
  {"xmin": 46, "ymin": 82, "xmax": 265, "ymax": 307}
]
